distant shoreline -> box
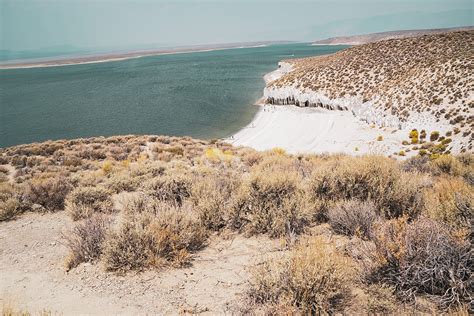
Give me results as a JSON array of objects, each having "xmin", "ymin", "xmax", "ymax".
[
  {"xmin": 311, "ymin": 26, "xmax": 474, "ymax": 46},
  {"xmin": 0, "ymin": 42, "xmax": 283, "ymax": 70}
]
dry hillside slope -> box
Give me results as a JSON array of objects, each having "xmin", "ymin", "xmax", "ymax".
[
  {"xmin": 1, "ymin": 135, "xmax": 473, "ymax": 314},
  {"xmin": 266, "ymin": 30, "xmax": 474, "ymax": 154},
  {"xmin": 312, "ymin": 26, "xmax": 474, "ymax": 45}
]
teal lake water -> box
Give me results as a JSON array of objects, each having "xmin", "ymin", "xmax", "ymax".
[{"xmin": 0, "ymin": 44, "xmax": 345, "ymax": 148}]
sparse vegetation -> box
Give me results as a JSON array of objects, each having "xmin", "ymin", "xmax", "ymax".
[
  {"xmin": 248, "ymin": 236, "xmax": 356, "ymax": 314},
  {"xmin": 269, "ymin": 31, "xmax": 474, "ymax": 150},
  {"xmin": 0, "ymin": 135, "xmax": 472, "ymax": 313}
]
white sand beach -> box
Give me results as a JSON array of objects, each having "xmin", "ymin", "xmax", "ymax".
[{"xmin": 228, "ymin": 104, "xmax": 408, "ymax": 156}]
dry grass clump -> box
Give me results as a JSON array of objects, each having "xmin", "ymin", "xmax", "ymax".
[
  {"xmin": 310, "ymin": 156, "xmax": 424, "ymax": 219},
  {"xmin": 65, "ymin": 186, "xmax": 114, "ymax": 220},
  {"xmin": 63, "ymin": 214, "xmax": 111, "ymax": 270},
  {"xmin": 327, "ymin": 199, "xmax": 379, "ymax": 240},
  {"xmin": 25, "ymin": 176, "xmax": 72, "ymax": 211},
  {"xmin": 103, "ymin": 198, "xmax": 207, "ymax": 271},
  {"xmin": 248, "ymin": 236, "xmax": 356, "ymax": 314},
  {"xmin": 423, "ymin": 178, "xmax": 473, "ymax": 231},
  {"xmin": 367, "ymin": 217, "xmax": 472, "ymax": 309}
]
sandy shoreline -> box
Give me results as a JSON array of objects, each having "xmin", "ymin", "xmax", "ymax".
[
  {"xmin": 227, "ymin": 64, "xmax": 411, "ymax": 157},
  {"xmin": 0, "ymin": 43, "xmax": 270, "ymax": 70}
]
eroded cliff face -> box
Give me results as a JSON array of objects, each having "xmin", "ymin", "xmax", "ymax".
[{"xmin": 263, "ymin": 62, "xmax": 403, "ymax": 129}]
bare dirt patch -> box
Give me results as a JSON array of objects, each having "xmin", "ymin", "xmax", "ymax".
[{"xmin": 0, "ymin": 212, "xmax": 278, "ymax": 314}]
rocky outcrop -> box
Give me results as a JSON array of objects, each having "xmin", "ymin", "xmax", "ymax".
[{"xmin": 263, "ymin": 83, "xmax": 404, "ymax": 129}]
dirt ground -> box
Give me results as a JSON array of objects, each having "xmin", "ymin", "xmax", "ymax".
[{"xmin": 0, "ymin": 211, "xmax": 279, "ymax": 315}]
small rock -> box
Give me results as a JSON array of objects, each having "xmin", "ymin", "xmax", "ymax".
[{"xmin": 31, "ymin": 204, "xmax": 45, "ymax": 212}]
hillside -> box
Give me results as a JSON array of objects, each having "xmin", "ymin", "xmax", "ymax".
[
  {"xmin": 312, "ymin": 26, "xmax": 474, "ymax": 45},
  {"xmin": 1, "ymin": 135, "xmax": 473, "ymax": 314},
  {"xmin": 266, "ymin": 30, "xmax": 474, "ymax": 155}
]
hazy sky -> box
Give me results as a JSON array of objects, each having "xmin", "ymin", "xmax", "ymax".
[{"xmin": 1, "ymin": 0, "xmax": 472, "ymax": 52}]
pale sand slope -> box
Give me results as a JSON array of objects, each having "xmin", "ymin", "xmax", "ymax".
[{"xmin": 228, "ymin": 105, "xmax": 409, "ymax": 156}]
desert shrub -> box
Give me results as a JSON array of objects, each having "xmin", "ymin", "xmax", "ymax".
[
  {"xmin": 310, "ymin": 156, "xmax": 424, "ymax": 219},
  {"xmin": 65, "ymin": 186, "xmax": 114, "ymax": 220},
  {"xmin": 62, "ymin": 154, "xmax": 83, "ymax": 167},
  {"xmin": 361, "ymin": 284, "xmax": 397, "ymax": 314},
  {"xmin": 0, "ymin": 173, "xmax": 8, "ymax": 183},
  {"xmin": 0, "ymin": 165, "xmax": 9, "ymax": 174},
  {"xmin": 368, "ymin": 217, "xmax": 472, "ymax": 309},
  {"xmin": 101, "ymin": 161, "xmax": 113, "ymax": 175},
  {"xmin": 0, "ymin": 183, "xmax": 26, "ymax": 221},
  {"xmin": 456, "ymin": 153, "xmax": 474, "ymax": 167},
  {"xmin": 248, "ymin": 236, "xmax": 356, "ymax": 314},
  {"xmin": 328, "ymin": 200, "xmax": 379, "ymax": 240},
  {"xmin": 240, "ymin": 149, "xmax": 263, "ymax": 167},
  {"xmin": 142, "ymin": 174, "xmax": 191, "ymax": 206},
  {"xmin": 63, "ymin": 215, "xmax": 111, "ymax": 270},
  {"xmin": 190, "ymin": 170, "xmax": 240, "ymax": 231},
  {"xmin": 423, "ymin": 178, "xmax": 473, "ymax": 231},
  {"xmin": 431, "ymin": 155, "xmax": 464, "ymax": 176},
  {"xmin": 398, "ymin": 150, "xmax": 406, "ymax": 156},
  {"xmin": 233, "ymin": 169, "xmax": 312, "ymax": 237},
  {"xmin": 0, "ymin": 197, "xmax": 21, "ymax": 221},
  {"xmin": 104, "ymin": 172, "xmax": 139, "ymax": 193},
  {"xmin": 102, "ymin": 215, "xmax": 151, "ymax": 271},
  {"xmin": 419, "ymin": 149, "xmax": 428, "ymax": 156},
  {"xmin": 103, "ymin": 200, "xmax": 207, "ymax": 271},
  {"xmin": 409, "ymin": 129, "xmax": 419, "ymax": 139},
  {"xmin": 402, "ymin": 155, "xmax": 432, "ymax": 173},
  {"xmin": 25, "ymin": 176, "xmax": 72, "ymax": 211},
  {"xmin": 376, "ymin": 135, "xmax": 384, "ymax": 141},
  {"xmin": 430, "ymin": 131, "xmax": 440, "ymax": 141},
  {"xmin": 129, "ymin": 161, "xmax": 166, "ymax": 178}
]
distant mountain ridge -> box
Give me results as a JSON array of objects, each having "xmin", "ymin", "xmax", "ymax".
[{"xmin": 312, "ymin": 26, "xmax": 474, "ymax": 45}]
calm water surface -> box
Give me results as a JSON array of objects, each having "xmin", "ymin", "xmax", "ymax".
[{"xmin": 0, "ymin": 44, "xmax": 346, "ymax": 147}]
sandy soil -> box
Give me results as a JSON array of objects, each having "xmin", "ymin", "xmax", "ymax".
[
  {"xmin": 228, "ymin": 105, "xmax": 410, "ymax": 157},
  {"xmin": 0, "ymin": 212, "xmax": 278, "ymax": 314}
]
